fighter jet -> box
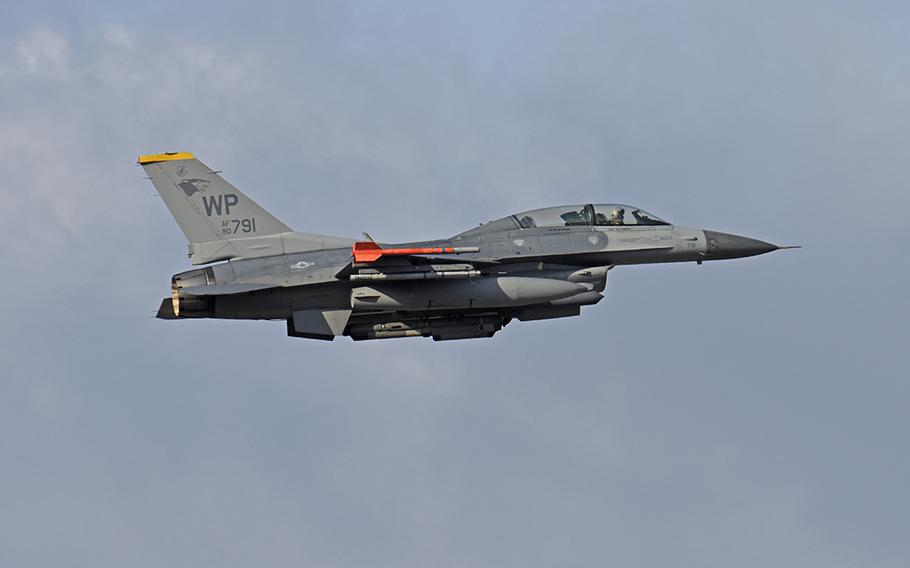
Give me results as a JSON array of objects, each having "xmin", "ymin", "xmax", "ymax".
[{"xmin": 140, "ymin": 152, "xmax": 796, "ymax": 341}]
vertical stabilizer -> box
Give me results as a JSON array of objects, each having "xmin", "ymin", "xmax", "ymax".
[{"xmin": 139, "ymin": 152, "xmax": 291, "ymax": 263}]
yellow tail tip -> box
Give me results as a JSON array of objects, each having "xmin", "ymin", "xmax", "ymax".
[{"xmin": 137, "ymin": 151, "xmax": 195, "ymax": 165}]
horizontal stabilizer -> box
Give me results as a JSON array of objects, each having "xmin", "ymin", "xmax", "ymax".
[{"xmin": 156, "ymin": 298, "xmax": 178, "ymax": 319}]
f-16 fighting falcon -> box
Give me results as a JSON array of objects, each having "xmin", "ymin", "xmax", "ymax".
[{"xmin": 140, "ymin": 152, "xmax": 797, "ymax": 341}]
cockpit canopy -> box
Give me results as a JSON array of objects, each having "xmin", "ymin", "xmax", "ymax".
[
  {"xmin": 454, "ymin": 203, "xmax": 671, "ymax": 238},
  {"xmin": 514, "ymin": 204, "xmax": 670, "ymax": 228}
]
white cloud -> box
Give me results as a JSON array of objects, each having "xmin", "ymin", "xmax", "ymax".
[
  {"xmin": 16, "ymin": 26, "xmax": 71, "ymax": 79},
  {"xmin": 0, "ymin": 25, "xmax": 266, "ymax": 268}
]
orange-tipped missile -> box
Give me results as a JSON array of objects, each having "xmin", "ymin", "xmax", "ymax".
[{"xmin": 353, "ymin": 241, "xmax": 480, "ymax": 263}]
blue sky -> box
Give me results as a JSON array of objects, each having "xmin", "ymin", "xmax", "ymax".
[{"xmin": 1, "ymin": 2, "xmax": 908, "ymax": 567}]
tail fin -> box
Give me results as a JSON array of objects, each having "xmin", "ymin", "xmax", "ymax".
[{"xmin": 139, "ymin": 152, "xmax": 292, "ymax": 264}]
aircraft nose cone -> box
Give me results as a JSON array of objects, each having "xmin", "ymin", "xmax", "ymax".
[{"xmin": 703, "ymin": 230, "xmax": 778, "ymax": 259}]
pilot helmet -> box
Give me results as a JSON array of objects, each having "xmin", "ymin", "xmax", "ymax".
[{"xmin": 610, "ymin": 207, "xmax": 625, "ymax": 219}]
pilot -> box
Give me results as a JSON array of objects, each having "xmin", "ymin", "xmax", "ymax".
[
  {"xmin": 607, "ymin": 207, "xmax": 625, "ymax": 225},
  {"xmin": 632, "ymin": 209, "xmax": 652, "ymax": 225}
]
